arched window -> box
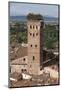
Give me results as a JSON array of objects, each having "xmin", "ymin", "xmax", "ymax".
[
  {"xmin": 21, "ymin": 69, "xmax": 23, "ymax": 72},
  {"xmin": 36, "ymin": 26, "xmax": 38, "ymax": 29},
  {"xmin": 33, "ymin": 56, "xmax": 35, "ymax": 60},
  {"xmin": 30, "ymin": 25, "xmax": 32, "ymax": 29},
  {"xmin": 36, "ymin": 33, "xmax": 38, "ymax": 36},
  {"xmin": 21, "ymin": 69, "xmax": 27, "ymax": 72},
  {"xmin": 31, "ymin": 45, "xmax": 32, "ymax": 47},
  {"xmin": 33, "ymin": 25, "xmax": 35, "ymax": 29},
  {"xmin": 30, "ymin": 33, "xmax": 32, "ymax": 36},
  {"xmin": 24, "ymin": 69, "xmax": 27, "ymax": 71},
  {"xmin": 23, "ymin": 58, "xmax": 25, "ymax": 61},
  {"xmin": 33, "ymin": 33, "xmax": 35, "ymax": 37}
]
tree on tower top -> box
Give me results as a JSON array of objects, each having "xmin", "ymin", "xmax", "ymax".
[{"xmin": 27, "ymin": 13, "xmax": 43, "ymax": 20}]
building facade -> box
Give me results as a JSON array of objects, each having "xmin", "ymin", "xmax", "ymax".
[{"xmin": 10, "ymin": 56, "xmax": 28, "ymax": 74}]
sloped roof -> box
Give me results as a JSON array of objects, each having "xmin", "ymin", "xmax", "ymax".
[
  {"xmin": 11, "ymin": 56, "xmax": 28, "ymax": 65},
  {"xmin": 16, "ymin": 46, "xmax": 28, "ymax": 59},
  {"xmin": 10, "ymin": 44, "xmax": 28, "ymax": 61}
]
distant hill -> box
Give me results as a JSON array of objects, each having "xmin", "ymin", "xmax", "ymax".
[{"xmin": 10, "ymin": 15, "xmax": 58, "ymax": 23}]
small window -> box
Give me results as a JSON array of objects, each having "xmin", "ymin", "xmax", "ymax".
[
  {"xmin": 30, "ymin": 33, "xmax": 32, "ymax": 36},
  {"xmin": 31, "ymin": 45, "xmax": 32, "ymax": 47},
  {"xmin": 24, "ymin": 69, "xmax": 27, "ymax": 71},
  {"xmin": 33, "ymin": 25, "xmax": 34, "ymax": 29},
  {"xmin": 36, "ymin": 33, "xmax": 38, "ymax": 36},
  {"xmin": 9, "ymin": 67, "xmax": 11, "ymax": 73},
  {"xmin": 23, "ymin": 58, "xmax": 25, "ymax": 61},
  {"xmin": 30, "ymin": 25, "xmax": 32, "ymax": 29},
  {"xmin": 35, "ymin": 45, "xmax": 37, "ymax": 47},
  {"xmin": 21, "ymin": 69, "xmax": 23, "ymax": 72},
  {"xmin": 36, "ymin": 26, "xmax": 38, "ymax": 29},
  {"xmin": 33, "ymin": 56, "xmax": 35, "ymax": 60},
  {"xmin": 33, "ymin": 33, "xmax": 35, "ymax": 37}
]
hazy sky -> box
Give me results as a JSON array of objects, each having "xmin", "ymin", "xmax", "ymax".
[{"xmin": 9, "ymin": 2, "xmax": 58, "ymax": 17}]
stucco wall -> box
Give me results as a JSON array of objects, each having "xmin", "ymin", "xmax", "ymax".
[{"xmin": 11, "ymin": 64, "xmax": 28, "ymax": 73}]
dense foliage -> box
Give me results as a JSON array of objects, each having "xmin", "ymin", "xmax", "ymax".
[
  {"xmin": 43, "ymin": 25, "xmax": 58, "ymax": 49},
  {"xmin": 10, "ymin": 21, "xmax": 58, "ymax": 50},
  {"xmin": 27, "ymin": 13, "xmax": 43, "ymax": 20},
  {"xmin": 10, "ymin": 22, "xmax": 27, "ymax": 44}
]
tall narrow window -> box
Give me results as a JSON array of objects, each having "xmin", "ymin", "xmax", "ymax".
[
  {"xmin": 36, "ymin": 26, "xmax": 38, "ymax": 29},
  {"xmin": 9, "ymin": 67, "xmax": 11, "ymax": 73},
  {"xmin": 33, "ymin": 33, "xmax": 35, "ymax": 37},
  {"xmin": 30, "ymin": 33, "xmax": 32, "ymax": 36},
  {"xmin": 23, "ymin": 58, "xmax": 25, "ymax": 61},
  {"xmin": 31, "ymin": 45, "xmax": 32, "ymax": 47},
  {"xmin": 21, "ymin": 69, "xmax": 23, "ymax": 72},
  {"xmin": 33, "ymin": 25, "xmax": 34, "ymax": 29},
  {"xmin": 33, "ymin": 56, "xmax": 35, "ymax": 60},
  {"xmin": 36, "ymin": 33, "xmax": 38, "ymax": 36},
  {"xmin": 30, "ymin": 25, "xmax": 32, "ymax": 29}
]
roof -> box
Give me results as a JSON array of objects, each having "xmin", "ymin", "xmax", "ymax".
[
  {"xmin": 16, "ymin": 46, "xmax": 28, "ymax": 59},
  {"xmin": 11, "ymin": 56, "xmax": 28, "ymax": 65},
  {"xmin": 10, "ymin": 44, "xmax": 28, "ymax": 60}
]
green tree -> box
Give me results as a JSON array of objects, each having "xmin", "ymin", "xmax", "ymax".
[
  {"xmin": 44, "ymin": 24, "xmax": 58, "ymax": 49},
  {"xmin": 27, "ymin": 13, "xmax": 43, "ymax": 20}
]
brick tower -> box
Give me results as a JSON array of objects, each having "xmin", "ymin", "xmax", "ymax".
[{"xmin": 27, "ymin": 14, "xmax": 44, "ymax": 75}]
